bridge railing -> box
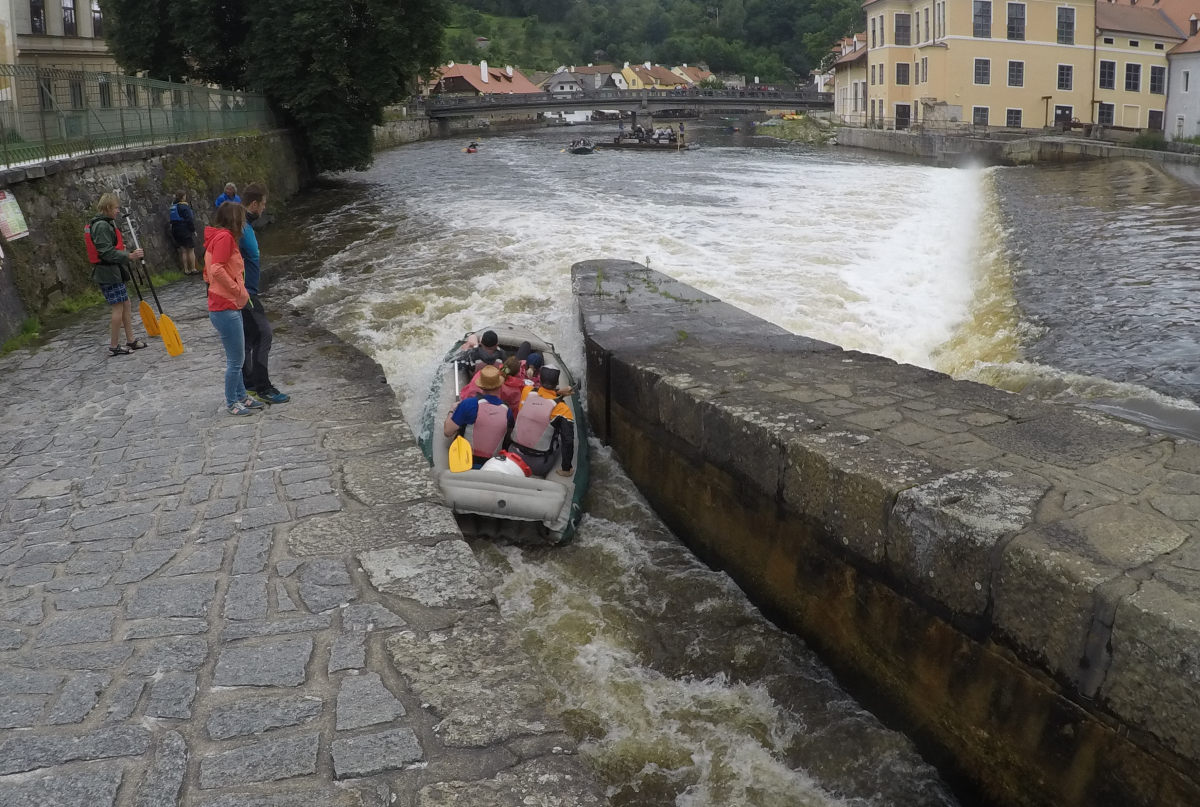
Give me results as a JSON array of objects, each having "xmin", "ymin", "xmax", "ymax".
[{"xmin": 424, "ymin": 87, "xmax": 833, "ymax": 110}]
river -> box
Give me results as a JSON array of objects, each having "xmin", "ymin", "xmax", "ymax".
[{"xmin": 260, "ymin": 121, "xmax": 1200, "ymax": 805}]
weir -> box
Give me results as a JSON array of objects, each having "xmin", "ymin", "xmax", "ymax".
[{"xmin": 573, "ymin": 259, "xmax": 1200, "ymax": 807}]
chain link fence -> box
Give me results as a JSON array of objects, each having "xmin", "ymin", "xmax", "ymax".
[{"xmin": 0, "ymin": 65, "xmax": 274, "ymax": 168}]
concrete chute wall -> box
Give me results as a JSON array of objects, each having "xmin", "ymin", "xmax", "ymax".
[{"xmin": 573, "ymin": 259, "xmax": 1200, "ymax": 807}]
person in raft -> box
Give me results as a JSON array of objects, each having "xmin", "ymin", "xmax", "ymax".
[
  {"xmin": 203, "ymin": 202, "xmax": 264, "ymax": 416},
  {"xmin": 510, "ymin": 366, "xmax": 575, "ymax": 478},
  {"xmin": 85, "ymin": 193, "xmax": 145, "ymax": 356},
  {"xmin": 443, "ymin": 365, "xmax": 513, "ymax": 469},
  {"xmin": 459, "ymin": 329, "xmax": 506, "ymax": 368}
]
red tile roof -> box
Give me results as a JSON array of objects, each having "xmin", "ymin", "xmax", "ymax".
[
  {"xmin": 1096, "ymin": 3, "xmax": 1185, "ymax": 38},
  {"xmin": 434, "ymin": 63, "xmax": 542, "ymax": 94}
]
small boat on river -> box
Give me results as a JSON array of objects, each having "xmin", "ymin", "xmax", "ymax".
[
  {"xmin": 419, "ymin": 325, "xmax": 589, "ymax": 544},
  {"xmin": 568, "ymin": 138, "xmax": 596, "ymax": 154},
  {"xmin": 594, "ymin": 137, "xmax": 691, "ymax": 151}
]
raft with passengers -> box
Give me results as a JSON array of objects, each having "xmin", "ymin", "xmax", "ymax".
[{"xmin": 419, "ymin": 325, "xmax": 589, "ymax": 544}]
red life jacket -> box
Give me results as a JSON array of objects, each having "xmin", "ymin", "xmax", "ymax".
[
  {"xmin": 468, "ymin": 399, "xmax": 509, "ymax": 459},
  {"xmin": 84, "ymin": 217, "xmax": 124, "ymax": 264}
]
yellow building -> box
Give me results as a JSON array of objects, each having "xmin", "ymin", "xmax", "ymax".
[
  {"xmin": 832, "ymin": 35, "xmax": 869, "ymax": 125},
  {"xmin": 1093, "ymin": 3, "xmax": 1182, "ymax": 129},
  {"xmin": 861, "ymin": 0, "xmax": 1183, "ymax": 129},
  {"xmin": 865, "ymin": 0, "xmax": 1098, "ymax": 128}
]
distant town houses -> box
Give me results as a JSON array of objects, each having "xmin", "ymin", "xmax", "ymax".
[
  {"xmin": 832, "ymin": 0, "xmax": 1200, "ymax": 140},
  {"xmin": 428, "ymin": 60, "xmax": 735, "ymax": 100}
]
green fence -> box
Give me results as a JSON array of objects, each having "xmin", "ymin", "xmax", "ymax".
[{"xmin": 0, "ymin": 65, "xmax": 274, "ymax": 168}]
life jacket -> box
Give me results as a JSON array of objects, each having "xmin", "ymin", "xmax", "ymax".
[
  {"xmin": 84, "ymin": 217, "xmax": 123, "ymax": 264},
  {"xmin": 467, "ymin": 399, "xmax": 508, "ymax": 459},
  {"xmin": 512, "ymin": 394, "xmax": 556, "ymax": 453}
]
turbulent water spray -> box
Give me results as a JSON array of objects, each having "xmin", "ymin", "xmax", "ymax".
[{"xmin": 273, "ymin": 125, "xmax": 1200, "ymax": 806}]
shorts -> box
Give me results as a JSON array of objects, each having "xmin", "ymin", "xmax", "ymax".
[{"xmin": 100, "ymin": 282, "xmax": 129, "ymax": 305}]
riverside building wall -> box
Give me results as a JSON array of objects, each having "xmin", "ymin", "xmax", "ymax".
[
  {"xmin": 0, "ymin": 131, "xmax": 307, "ymax": 344},
  {"xmin": 573, "ymin": 258, "xmax": 1200, "ymax": 807}
]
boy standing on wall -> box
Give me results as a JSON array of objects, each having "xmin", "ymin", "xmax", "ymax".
[{"xmin": 239, "ymin": 183, "xmax": 289, "ymax": 404}]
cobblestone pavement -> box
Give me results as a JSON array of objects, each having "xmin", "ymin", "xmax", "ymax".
[{"xmin": 0, "ymin": 280, "xmax": 605, "ymax": 806}]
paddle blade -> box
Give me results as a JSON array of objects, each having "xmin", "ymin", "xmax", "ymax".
[
  {"xmin": 139, "ymin": 300, "xmax": 161, "ymax": 336},
  {"xmin": 448, "ymin": 435, "xmax": 472, "ymax": 473},
  {"xmin": 160, "ymin": 314, "xmax": 184, "ymax": 357}
]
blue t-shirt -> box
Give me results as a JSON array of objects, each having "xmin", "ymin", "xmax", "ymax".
[{"xmin": 451, "ymin": 394, "xmax": 507, "ymax": 428}]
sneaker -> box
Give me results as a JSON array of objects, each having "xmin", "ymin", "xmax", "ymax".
[
  {"xmin": 257, "ymin": 386, "xmax": 290, "ymax": 404},
  {"xmin": 241, "ymin": 397, "xmax": 266, "ymax": 410},
  {"xmin": 227, "ymin": 402, "xmax": 255, "ymax": 416}
]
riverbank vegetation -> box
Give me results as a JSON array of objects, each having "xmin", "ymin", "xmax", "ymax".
[
  {"xmin": 104, "ymin": 0, "xmax": 447, "ymax": 172},
  {"xmin": 444, "ymin": 0, "xmax": 863, "ymax": 81}
]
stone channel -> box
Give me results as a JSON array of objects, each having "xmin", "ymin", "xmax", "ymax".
[
  {"xmin": 0, "ymin": 279, "xmax": 605, "ymax": 806},
  {"xmin": 573, "ymin": 258, "xmax": 1200, "ymax": 807}
]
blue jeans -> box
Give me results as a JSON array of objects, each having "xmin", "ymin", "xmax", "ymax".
[{"xmin": 210, "ymin": 309, "xmax": 247, "ymax": 407}]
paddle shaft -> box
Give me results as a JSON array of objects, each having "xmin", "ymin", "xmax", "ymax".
[{"xmin": 124, "ymin": 215, "xmax": 165, "ymax": 315}]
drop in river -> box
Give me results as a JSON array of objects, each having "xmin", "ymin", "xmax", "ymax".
[{"xmin": 259, "ymin": 122, "xmax": 1200, "ymax": 804}]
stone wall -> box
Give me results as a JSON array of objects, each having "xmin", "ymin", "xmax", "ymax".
[
  {"xmin": 373, "ymin": 117, "xmax": 431, "ymax": 150},
  {"xmin": 0, "ymin": 131, "xmax": 308, "ymax": 344},
  {"xmin": 574, "ymin": 259, "xmax": 1200, "ymax": 807},
  {"xmin": 836, "ymin": 126, "xmax": 1200, "ymax": 168}
]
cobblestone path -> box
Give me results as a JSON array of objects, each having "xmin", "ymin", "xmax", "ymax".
[{"xmin": 0, "ymin": 281, "xmax": 603, "ymax": 807}]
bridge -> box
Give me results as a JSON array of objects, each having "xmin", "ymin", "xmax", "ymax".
[{"xmin": 422, "ymin": 88, "xmax": 833, "ymax": 119}]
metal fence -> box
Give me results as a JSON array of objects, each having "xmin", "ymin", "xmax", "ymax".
[{"xmin": 0, "ymin": 65, "xmax": 275, "ymax": 168}]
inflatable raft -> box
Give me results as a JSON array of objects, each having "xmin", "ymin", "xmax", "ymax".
[{"xmin": 418, "ymin": 325, "xmax": 590, "ymax": 544}]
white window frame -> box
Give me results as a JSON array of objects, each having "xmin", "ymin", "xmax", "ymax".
[
  {"xmin": 972, "ymin": 106, "xmax": 990, "ymax": 126},
  {"xmin": 974, "ymin": 57, "xmax": 991, "ymax": 85},
  {"xmin": 1057, "ymin": 63, "xmax": 1073, "ymax": 91},
  {"xmin": 1005, "ymin": 108, "xmax": 1022, "ymax": 128},
  {"xmin": 1008, "ymin": 60, "xmax": 1024, "ymax": 87}
]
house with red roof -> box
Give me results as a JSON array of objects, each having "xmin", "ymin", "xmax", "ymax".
[{"xmin": 430, "ymin": 62, "xmax": 542, "ymax": 96}]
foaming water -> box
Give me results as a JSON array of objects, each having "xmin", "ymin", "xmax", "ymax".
[
  {"xmin": 475, "ymin": 445, "xmax": 956, "ymax": 807},
  {"xmin": 266, "ymin": 124, "xmax": 971, "ymax": 805},
  {"xmin": 285, "ymin": 125, "xmax": 987, "ymax": 424}
]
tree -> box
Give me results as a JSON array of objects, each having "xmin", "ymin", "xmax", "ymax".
[{"xmin": 105, "ymin": 0, "xmax": 446, "ymax": 172}]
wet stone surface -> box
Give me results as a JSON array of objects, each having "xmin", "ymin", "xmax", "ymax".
[{"xmin": 0, "ymin": 280, "xmax": 605, "ymax": 806}]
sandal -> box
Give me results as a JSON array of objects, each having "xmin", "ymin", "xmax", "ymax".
[
  {"xmin": 108, "ymin": 345, "xmax": 132, "ymax": 356},
  {"xmin": 126, "ymin": 339, "xmax": 148, "ymax": 350}
]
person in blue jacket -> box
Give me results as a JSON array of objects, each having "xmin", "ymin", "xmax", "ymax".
[
  {"xmin": 239, "ymin": 182, "xmax": 289, "ymax": 404},
  {"xmin": 168, "ymin": 190, "xmax": 197, "ymax": 274},
  {"xmin": 215, "ymin": 182, "xmax": 240, "ymax": 208}
]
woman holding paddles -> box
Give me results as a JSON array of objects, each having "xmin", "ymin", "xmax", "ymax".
[
  {"xmin": 203, "ymin": 202, "xmax": 264, "ymax": 416},
  {"xmin": 86, "ymin": 193, "xmax": 145, "ymax": 356}
]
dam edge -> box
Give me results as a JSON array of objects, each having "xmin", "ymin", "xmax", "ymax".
[{"xmin": 573, "ymin": 258, "xmax": 1200, "ymax": 807}]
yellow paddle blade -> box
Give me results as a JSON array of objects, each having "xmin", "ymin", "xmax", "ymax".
[
  {"xmin": 160, "ymin": 314, "xmax": 184, "ymax": 357},
  {"xmin": 448, "ymin": 435, "xmax": 472, "ymax": 473},
  {"xmin": 139, "ymin": 300, "xmax": 160, "ymax": 336}
]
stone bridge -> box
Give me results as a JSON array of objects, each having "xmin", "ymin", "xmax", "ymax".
[{"xmin": 422, "ymin": 88, "xmax": 833, "ymax": 120}]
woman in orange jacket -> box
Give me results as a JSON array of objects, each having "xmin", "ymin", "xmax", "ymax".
[{"xmin": 204, "ymin": 202, "xmax": 263, "ymax": 416}]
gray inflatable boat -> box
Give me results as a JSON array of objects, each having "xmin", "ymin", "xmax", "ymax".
[{"xmin": 418, "ymin": 325, "xmax": 589, "ymax": 544}]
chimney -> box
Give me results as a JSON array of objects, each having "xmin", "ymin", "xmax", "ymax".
[
  {"xmin": 506, "ymin": 65, "xmax": 513, "ymax": 76},
  {"xmin": 480, "ymin": 60, "xmax": 489, "ymax": 83},
  {"xmin": 1192, "ymin": 14, "xmax": 1199, "ymax": 35},
  {"xmin": 644, "ymin": 61, "xmax": 652, "ymax": 69},
  {"xmin": 624, "ymin": 61, "xmax": 630, "ymax": 68}
]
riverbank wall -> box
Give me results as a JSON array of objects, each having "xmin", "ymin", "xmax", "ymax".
[
  {"xmin": 836, "ymin": 126, "xmax": 1200, "ymax": 167},
  {"xmin": 573, "ymin": 258, "xmax": 1200, "ymax": 807},
  {"xmin": 0, "ymin": 131, "xmax": 308, "ymax": 345}
]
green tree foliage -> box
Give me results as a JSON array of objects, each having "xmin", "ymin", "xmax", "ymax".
[
  {"xmin": 451, "ymin": 0, "xmax": 862, "ymax": 80},
  {"xmin": 104, "ymin": 0, "xmax": 446, "ymax": 172}
]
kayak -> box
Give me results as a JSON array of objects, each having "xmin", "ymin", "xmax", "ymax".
[{"xmin": 418, "ymin": 325, "xmax": 590, "ymax": 544}]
